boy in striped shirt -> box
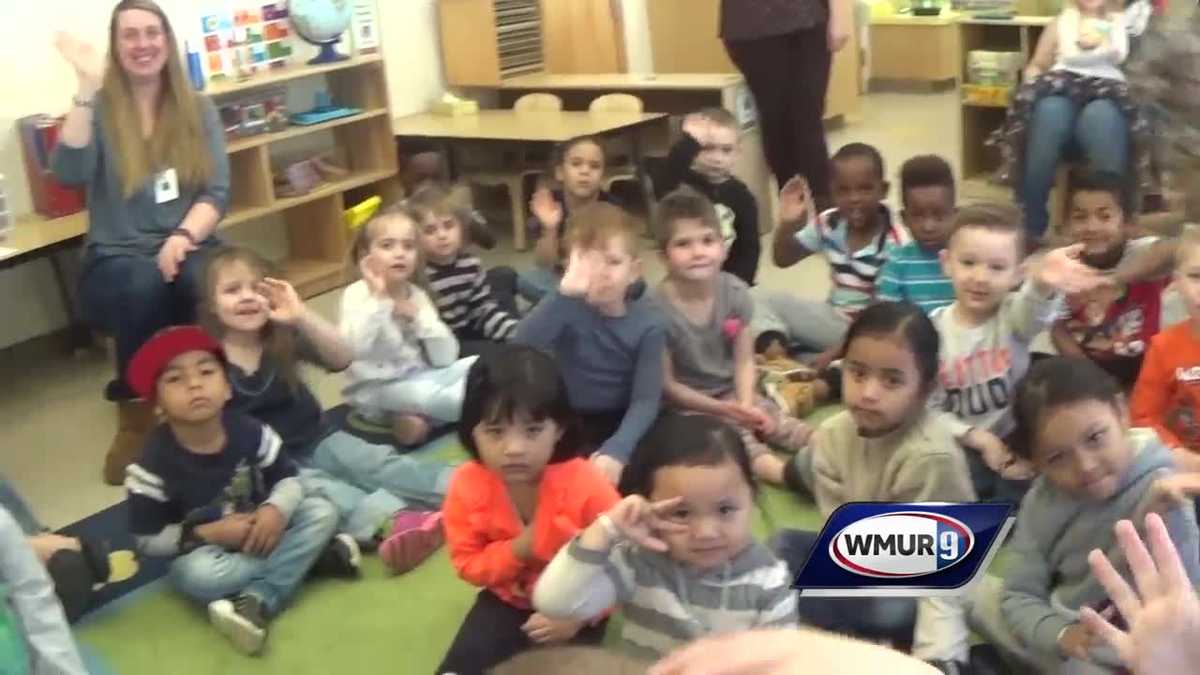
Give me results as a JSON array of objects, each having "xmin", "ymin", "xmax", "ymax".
[
  {"xmin": 876, "ymin": 155, "xmax": 958, "ymax": 314},
  {"xmin": 755, "ymin": 143, "xmax": 908, "ymax": 363},
  {"xmin": 411, "ymin": 185, "xmax": 520, "ymax": 358}
]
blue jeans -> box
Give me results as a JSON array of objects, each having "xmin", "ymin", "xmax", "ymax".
[
  {"xmin": 517, "ymin": 266, "xmax": 561, "ymax": 305},
  {"xmin": 1019, "ymin": 95, "xmax": 1129, "ymax": 239},
  {"xmin": 773, "ymin": 529, "xmax": 917, "ymax": 643},
  {"xmin": 168, "ymin": 497, "xmax": 337, "ymax": 616},
  {"xmin": 350, "ymin": 356, "xmax": 478, "ymax": 422},
  {"xmin": 80, "ymin": 249, "xmax": 211, "ymax": 398},
  {"xmin": 304, "ymin": 431, "xmax": 455, "ymax": 541}
]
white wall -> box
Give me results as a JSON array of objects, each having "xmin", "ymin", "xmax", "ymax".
[{"xmin": 0, "ymin": 0, "xmax": 444, "ymax": 349}]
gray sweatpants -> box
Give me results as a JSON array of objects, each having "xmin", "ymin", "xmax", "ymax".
[{"xmin": 750, "ymin": 287, "xmax": 850, "ymax": 353}]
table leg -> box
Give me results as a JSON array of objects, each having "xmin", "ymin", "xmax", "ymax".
[
  {"xmin": 47, "ymin": 251, "xmax": 90, "ymax": 352},
  {"xmin": 631, "ymin": 126, "xmax": 657, "ymax": 236}
]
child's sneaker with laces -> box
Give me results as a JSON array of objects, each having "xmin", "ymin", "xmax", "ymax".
[
  {"xmin": 208, "ymin": 593, "xmax": 267, "ymax": 655},
  {"xmin": 379, "ymin": 510, "xmax": 444, "ymax": 575},
  {"xmin": 310, "ymin": 533, "xmax": 362, "ymax": 578}
]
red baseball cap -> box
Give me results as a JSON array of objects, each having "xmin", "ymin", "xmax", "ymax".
[{"xmin": 126, "ymin": 326, "xmax": 225, "ymax": 401}]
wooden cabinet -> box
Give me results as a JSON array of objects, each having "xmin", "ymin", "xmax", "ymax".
[
  {"xmin": 207, "ymin": 56, "xmax": 401, "ymax": 298},
  {"xmin": 956, "ymin": 17, "xmax": 1049, "ymax": 191},
  {"xmin": 869, "ymin": 15, "xmax": 960, "ymax": 89},
  {"xmin": 438, "ymin": 0, "xmax": 625, "ymax": 86},
  {"xmin": 644, "ymin": 0, "xmax": 861, "ymax": 121}
]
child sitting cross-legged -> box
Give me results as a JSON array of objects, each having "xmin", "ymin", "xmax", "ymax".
[
  {"xmin": 438, "ymin": 345, "xmax": 619, "ymax": 675},
  {"xmin": 1052, "ymin": 169, "xmax": 1171, "ymax": 389},
  {"xmin": 410, "ymin": 184, "xmax": 521, "ymax": 359},
  {"xmin": 651, "ymin": 187, "xmax": 813, "ymax": 485},
  {"xmin": 929, "ymin": 203, "xmax": 1102, "ymax": 503},
  {"xmin": 515, "ymin": 202, "xmax": 665, "ymax": 486},
  {"xmin": 533, "ymin": 413, "xmax": 797, "ymax": 661},
  {"xmin": 340, "ymin": 201, "xmax": 478, "ymax": 447},
  {"xmin": 773, "ymin": 302, "xmax": 977, "ymax": 673},
  {"xmin": 966, "ymin": 356, "xmax": 1200, "ymax": 674},
  {"xmin": 124, "ymin": 326, "xmax": 358, "ymax": 656},
  {"xmin": 757, "ymin": 143, "xmax": 908, "ymax": 365}
]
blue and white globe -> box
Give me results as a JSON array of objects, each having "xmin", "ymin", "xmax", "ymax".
[{"xmin": 290, "ymin": 0, "xmax": 353, "ymax": 64}]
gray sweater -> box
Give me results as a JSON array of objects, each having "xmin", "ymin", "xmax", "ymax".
[
  {"xmin": 1001, "ymin": 429, "xmax": 1200, "ymax": 658},
  {"xmin": 514, "ymin": 291, "xmax": 665, "ymax": 461},
  {"xmin": 51, "ymin": 97, "xmax": 230, "ymax": 258}
]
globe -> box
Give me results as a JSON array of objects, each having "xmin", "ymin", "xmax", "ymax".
[{"xmin": 289, "ymin": 0, "xmax": 354, "ymax": 65}]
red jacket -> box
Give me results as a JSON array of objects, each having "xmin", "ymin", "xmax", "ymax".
[
  {"xmin": 1131, "ymin": 321, "xmax": 1200, "ymax": 450},
  {"xmin": 442, "ymin": 457, "xmax": 620, "ymax": 609}
]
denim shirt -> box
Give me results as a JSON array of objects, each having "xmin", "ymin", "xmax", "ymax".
[{"xmin": 51, "ymin": 96, "xmax": 230, "ymax": 259}]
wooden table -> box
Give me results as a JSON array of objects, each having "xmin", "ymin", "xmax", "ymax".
[
  {"xmin": 491, "ymin": 73, "xmax": 777, "ymax": 234},
  {"xmin": 393, "ymin": 110, "xmax": 671, "ymax": 249},
  {"xmin": 1, "ymin": 211, "xmax": 89, "ymax": 346}
]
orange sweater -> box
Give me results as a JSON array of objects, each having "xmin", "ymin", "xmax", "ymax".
[
  {"xmin": 1131, "ymin": 321, "xmax": 1200, "ymax": 450},
  {"xmin": 442, "ymin": 457, "xmax": 620, "ymax": 609}
]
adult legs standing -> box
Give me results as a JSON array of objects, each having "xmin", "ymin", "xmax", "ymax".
[{"xmin": 724, "ymin": 25, "xmax": 833, "ymax": 202}]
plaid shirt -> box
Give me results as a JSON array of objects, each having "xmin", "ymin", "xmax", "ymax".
[{"xmin": 720, "ymin": 0, "xmax": 827, "ymax": 41}]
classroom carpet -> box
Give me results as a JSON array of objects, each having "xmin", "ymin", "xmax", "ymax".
[{"xmin": 73, "ymin": 410, "xmax": 837, "ymax": 675}]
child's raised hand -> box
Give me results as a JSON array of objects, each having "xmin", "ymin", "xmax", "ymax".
[
  {"xmin": 358, "ymin": 253, "xmax": 389, "ymax": 297},
  {"xmin": 257, "ymin": 277, "xmax": 306, "ymax": 326},
  {"xmin": 1144, "ymin": 475, "xmax": 1199, "ymax": 515},
  {"xmin": 681, "ymin": 113, "xmax": 712, "ymax": 145},
  {"xmin": 530, "ymin": 186, "xmax": 564, "ymax": 231},
  {"xmin": 1081, "ymin": 514, "xmax": 1200, "ymax": 674},
  {"xmin": 778, "ymin": 175, "xmax": 813, "ymax": 225},
  {"xmin": 521, "ymin": 613, "xmax": 585, "ymax": 644},
  {"xmin": 1037, "ymin": 244, "xmax": 1104, "ymax": 295},
  {"xmin": 559, "ymin": 248, "xmax": 596, "ymax": 298},
  {"xmin": 392, "ymin": 293, "xmax": 419, "ymax": 321},
  {"xmin": 963, "ymin": 427, "xmax": 1036, "ymax": 480},
  {"xmin": 602, "ymin": 495, "xmax": 689, "ymax": 552}
]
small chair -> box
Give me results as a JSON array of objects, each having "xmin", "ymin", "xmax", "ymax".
[
  {"xmin": 463, "ymin": 92, "xmax": 564, "ymax": 250},
  {"xmin": 588, "ymin": 94, "xmax": 645, "ymax": 192}
]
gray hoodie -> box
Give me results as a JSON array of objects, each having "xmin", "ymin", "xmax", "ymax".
[{"xmin": 1001, "ymin": 429, "xmax": 1200, "ymax": 659}]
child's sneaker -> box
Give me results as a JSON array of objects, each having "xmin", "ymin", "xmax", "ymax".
[
  {"xmin": 208, "ymin": 594, "xmax": 267, "ymax": 655},
  {"xmin": 379, "ymin": 510, "xmax": 444, "ymax": 575},
  {"xmin": 310, "ymin": 533, "xmax": 362, "ymax": 578}
]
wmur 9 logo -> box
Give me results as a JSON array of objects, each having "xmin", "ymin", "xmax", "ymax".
[{"xmin": 793, "ymin": 503, "xmax": 1014, "ymax": 597}]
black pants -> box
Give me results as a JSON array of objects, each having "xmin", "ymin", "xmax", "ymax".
[
  {"xmin": 437, "ymin": 589, "xmax": 607, "ymax": 675},
  {"xmin": 724, "ymin": 26, "xmax": 833, "ymax": 202}
]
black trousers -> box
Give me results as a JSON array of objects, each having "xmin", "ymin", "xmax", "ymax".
[
  {"xmin": 437, "ymin": 589, "xmax": 607, "ymax": 675},
  {"xmin": 724, "ymin": 26, "xmax": 833, "ymax": 203}
]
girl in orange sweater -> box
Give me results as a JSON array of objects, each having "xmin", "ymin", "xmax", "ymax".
[{"xmin": 438, "ymin": 344, "xmax": 620, "ymax": 674}]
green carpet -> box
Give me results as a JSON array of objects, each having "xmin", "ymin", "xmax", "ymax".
[{"xmin": 77, "ymin": 411, "xmax": 840, "ymax": 675}]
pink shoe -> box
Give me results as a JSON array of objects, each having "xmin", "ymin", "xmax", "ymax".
[{"xmin": 379, "ymin": 510, "xmax": 444, "ymax": 575}]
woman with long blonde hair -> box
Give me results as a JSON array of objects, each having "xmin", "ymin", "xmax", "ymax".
[{"xmin": 52, "ymin": 0, "xmax": 230, "ymax": 485}]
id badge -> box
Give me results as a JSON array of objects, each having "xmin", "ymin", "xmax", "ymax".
[{"xmin": 154, "ymin": 168, "xmax": 180, "ymax": 204}]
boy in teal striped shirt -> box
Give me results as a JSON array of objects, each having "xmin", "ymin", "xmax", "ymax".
[{"xmin": 876, "ymin": 155, "xmax": 957, "ymax": 313}]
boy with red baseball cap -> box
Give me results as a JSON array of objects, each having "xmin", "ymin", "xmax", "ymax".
[{"xmin": 124, "ymin": 326, "xmax": 359, "ymax": 655}]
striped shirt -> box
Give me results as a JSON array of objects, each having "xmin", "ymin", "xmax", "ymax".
[
  {"xmin": 426, "ymin": 253, "xmax": 518, "ymax": 341},
  {"xmin": 794, "ymin": 205, "xmax": 909, "ymax": 317},
  {"xmin": 535, "ymin": 538, "xmax": 797, "ymax": 661},
  {"xmin": 875, "ymin": 241, "xmax": 955, "ymax": 314}
]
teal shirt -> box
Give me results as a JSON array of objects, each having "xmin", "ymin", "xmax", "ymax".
[
  {"xmin": 51, "ymin": 96, "xmax": 230, "ymax": 258},
  {"xmin": 874, "ymin": 241, "xmax": 955, "ymax": 314}
]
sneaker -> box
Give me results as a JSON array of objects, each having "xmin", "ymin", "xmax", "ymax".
[
  {"xmin": 208, "ymin": 594, "xmax": 267, "ymax": 655},
  {"xmin": 466, "ymin": 209, "xmax": 496, "ymax": 250},
  {"xmin": 379, "ymin": 510, "xmax": 445, "ymax": 575},
  {"xmin": 311, "ymin": 533, "xmax": 362, "ymax": 578}
]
